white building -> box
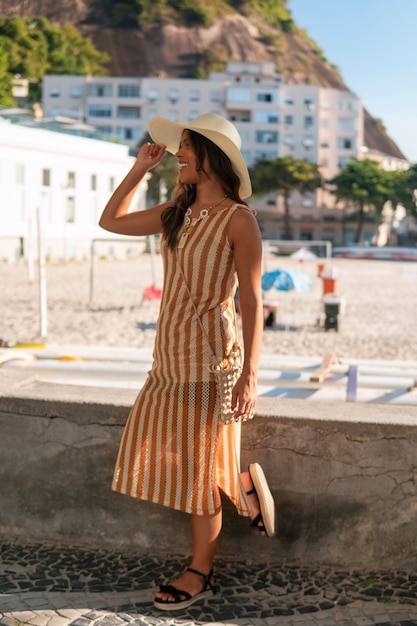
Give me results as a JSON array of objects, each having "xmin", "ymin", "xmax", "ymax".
[{"xmin": 0, "ymin": 116, "xmax": 144, "ymax": 262}]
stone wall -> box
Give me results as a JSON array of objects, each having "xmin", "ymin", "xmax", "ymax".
[{"xmin": 1, "ymin": 369, "xmax": 417, "ymax": 569}]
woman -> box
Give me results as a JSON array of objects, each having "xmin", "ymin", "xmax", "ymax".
[{"xmin": 99, "ymin": 113, "xmax": 275, "ymax": 611}]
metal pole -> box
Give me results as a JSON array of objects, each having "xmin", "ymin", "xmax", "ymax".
[
  {"xmin": 36, "ymin": 207, "xmax": 48, "ymax": 340},
  {"xmin": 89, "ymin": 239, "xmax": 96, "ymax": 303},
  {"xmin": 27, "ymin": 214, "xmax": 35, "ymax": 284}
]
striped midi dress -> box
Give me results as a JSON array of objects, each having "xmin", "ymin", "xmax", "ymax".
[{"xmin": 112, "ymin": 204, "xmax": 251, "ymax": 517}]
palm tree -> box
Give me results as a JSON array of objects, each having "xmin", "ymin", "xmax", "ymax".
[{"xmin": 250, "ymin": 156, "xmax": 321, "ymax": 239}]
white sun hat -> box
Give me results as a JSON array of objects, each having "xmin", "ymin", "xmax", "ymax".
[{"xmin": 148, "ymin": 113, "xmax": 252, "ymax": 199}]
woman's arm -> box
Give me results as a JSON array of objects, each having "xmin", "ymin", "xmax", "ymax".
[
  {"xmin": 99, "ymin": 142, "xmax": 170, "ymax": 236},
  {"xmin": 228, "ymin": 209, "xmax": 264, "ymax": 418}
]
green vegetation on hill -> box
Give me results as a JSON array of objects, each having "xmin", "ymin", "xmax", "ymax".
[
  {"xmin": 0, "ymin": 16, "xmax": 109, "ymax": 105},
  {"xmin": 111, "ymin": 0, "xmax": 295, "ymax": 29}
]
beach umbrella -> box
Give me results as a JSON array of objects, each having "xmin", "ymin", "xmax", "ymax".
[
  {"xmin": 290, "ymin": 247, "xmax": 317, "ymax": 261},
  {"xmin": 261, "ymin": 268, "xmax": 312, "ymax": 292}
]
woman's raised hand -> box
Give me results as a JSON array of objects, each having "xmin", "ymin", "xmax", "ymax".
[{"xmin": 136, "ymin": 142, "xmax": 167, "ymax": 170}]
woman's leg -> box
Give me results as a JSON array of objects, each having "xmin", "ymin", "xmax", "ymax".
[{"xmin": 154, "ymin": 508, "xmax": 222, "ymax": 601}]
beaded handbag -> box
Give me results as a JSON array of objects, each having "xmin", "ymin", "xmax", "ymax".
[{"xmin": 177, "ymin": 251, "xmax": 255, "ymax": 425}]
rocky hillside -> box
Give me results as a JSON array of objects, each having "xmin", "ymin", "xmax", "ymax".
[{"xmin": 1, "ymin": 0, "xmax": 405, "ymax": 159}]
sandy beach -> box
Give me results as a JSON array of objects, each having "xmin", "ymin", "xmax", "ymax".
[{"xmin": 1, "ymin": 252, "xmax": 416, "ymax": 362}]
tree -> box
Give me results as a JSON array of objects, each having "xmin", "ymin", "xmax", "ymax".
[
  {"xmin": 328, "ymin": 158, "xmax": 394, "ymax": 243},
  {"xmin": 0, "ymin": 17, "xmax": 109, "ymax": 105},
  {"xmin": 392, "ymin": 164, "xmax": 417, "ymax": 215},
  {"xmin": 250, "ymin": 155, "xmax": 322, "ymax": 239}
]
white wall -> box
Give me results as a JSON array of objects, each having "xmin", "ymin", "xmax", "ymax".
[{"xmin": 0, "ymin": 118, "xmax": 145, "ymax": 261}]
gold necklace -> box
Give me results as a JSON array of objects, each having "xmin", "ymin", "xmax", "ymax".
[{"xmin": 178, "ymin": 194, "xmax": 229, "ymax": 249}]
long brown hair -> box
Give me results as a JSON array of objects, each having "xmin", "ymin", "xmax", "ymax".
[{"xmin": 161, "ymin": 130, "xmax": 247, "ymax": 251}]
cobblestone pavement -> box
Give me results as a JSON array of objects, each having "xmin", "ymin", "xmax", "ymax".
[{"xmin": 1, "ymin": 539, "xmax": 417, "ymax": 626}]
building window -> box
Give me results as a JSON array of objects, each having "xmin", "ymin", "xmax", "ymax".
[
  {"xmin": 338, "ymin": 117, "xmax": 355, "ymax": 131},
  {"xmin": 210, "ymin": 91, "xmax": 220, "ymax": 102},
  {"xmin": 168, "ymin": 89, "xmax": 179, "ymax": 103},
  {"xmin": 256, "ymin": 91, "xmax": 278, "ymax": 103},
  {"xmin": 88, "ymin": 84, "xmax": 112, "ymax": 97},
  {"xmin": 283, "ymin": 135, "xmax": 294, "ymax": 146},
  {"xmin": 147, "ymin": 89, "xmax": 159, "ymax": 102},
  {"xmin": 301, "ymin": 194, "xmax": 314, "ymax": 207},
  {"xmin": 96, "ymin": 126, "xmax": 112, "ymax": 135},
  {"xmin": 338, "ymin": 137, "xmax": 355, "ymax": 150},
  {"xmin": 91, "ymin": 174, "xmax": 97, "ymax": 191},
  {"xmin": 254, "ymin": 111, "xmax": 279, "ymax": 124},
  {"xmin": 87, "ymin": 105, "xmax": 112, "ymax": 118},
  {"xmin": 70, "ymin": 107, "xmax": 81, "ymax": 119},
  {"xmin": 284, "ymin": 97, "xmax": 294, "ymax": 105},
  {"xmin": 70, "ymin": 88, "xmax": 82, "ymax": 98},
  {"xmin": 227, "ymin": 87, "xmax": 251, "ymax": 103},
  {"xmin": 255, "ymin": 149, "xmax": 278, "ymax": 160},
  {"xmin": 256, "ymin": 130, "xmax": 278, "ymax": 144},
  {"xmin": 304, "ymin": 115, "xmax": 314, "ymax": 128},
  {"xmin": 117, "ymin": 107, "xmax": 140, "ymax": 119},
  {"xmin": 189, "ymin": 111, "xmax": 200, "ymax": 120},
  {"xmin": 304, "ymin": 98, "xmax": 314, "ymax": 108},
  {"xmin": 189, "ymin": 90, "xmax": 200, "ymax": 102},
  {"xmin": 66, "ymin": 196, "xmax": 75, "ymax": 223},
  {"xmin": 49, "ymin": 87, "xmax": 60, "ymax": 97},
  {"xmin": 67, "ymin": 172, "xmax": 76, "ymax": 188},
  {"xmin": 168, "ymin": 110, "xmax": 179, "ymax": 121},
  {"xmin": 42, "ymin": 169, "xmax": 51, "ymax": 186},
  {"xmin": 339, "ymin": 98, "xmax": 356, "ymax": 111},
  {"xmin": 118, "ymin": 84, "xmax": 140, "ymax": 98},
  {"xmin": 116, "ymin": 127, "xmax": 141, "ymax": 141},
  {"xmin": 303, "ymin": 135, "xmax": 314, "ymax": 148},
  {"xmin": 284, "ymin": 115, "xmax": 293, "ymax": 125}
]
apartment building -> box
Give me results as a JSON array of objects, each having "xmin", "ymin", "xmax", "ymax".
[
  {"xmin": 42, "ymin": 63, "xmax": 406, "ymax": 244},
  {"xmin": 43, "ymin": 63, "xmax": 362, "ymax": 177}
]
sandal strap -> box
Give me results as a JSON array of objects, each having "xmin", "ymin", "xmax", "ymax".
[
  {"xmin": 251, "ymin": 511, "xmax": 266, "ymax": 533},
  {"xmin": 246, "ymin": 488, "xmax": 257, "ymax": 496},
  {"xmin": 158, "ymin": 583, "xmax": 191, "ymax": 602},
  {"xmin": 186, "ymin": 567, "xmax": 215, "ymax": 593}
]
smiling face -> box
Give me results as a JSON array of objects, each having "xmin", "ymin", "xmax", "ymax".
[{"xmin": 176, "ymin": 129, "xmax": 208, "ymax": 186}]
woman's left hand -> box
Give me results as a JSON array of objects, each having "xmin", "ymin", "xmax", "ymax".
[{"xmin": 232, "ymin": 373, "xmax": 257, "ymax": 418}]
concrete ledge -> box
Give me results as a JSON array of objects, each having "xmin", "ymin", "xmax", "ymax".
[{"xmin": 1, "ymin": 370, "xmax": 417, "ymax": 568}]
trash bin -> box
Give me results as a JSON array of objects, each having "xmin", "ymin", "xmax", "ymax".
[
  {"xmin": 321, "ymin": 266, "xmax": 338, "ymax": 296},
  {"xmin": 323, "ymin": 293, "xmax": 344, "ymax": 332}
]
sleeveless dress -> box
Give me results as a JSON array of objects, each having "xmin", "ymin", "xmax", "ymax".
[{"xmin": 112, "ymin": 204, "xmax": 251, "ymax": 517}]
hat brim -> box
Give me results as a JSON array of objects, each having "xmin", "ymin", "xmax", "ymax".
[{"xmin": 148, "ymin": 116, "xmax": 252, "ymax": 199}]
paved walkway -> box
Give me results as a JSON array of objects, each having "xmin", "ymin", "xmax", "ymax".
[{"xmin": 1, "ymin": 539, "xmax": 417, "ymax": 626}]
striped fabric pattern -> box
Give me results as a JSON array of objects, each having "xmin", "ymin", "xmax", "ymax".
[{"xmin": 112, "ymin": 205, "xmax": 251, "ymax": 517}]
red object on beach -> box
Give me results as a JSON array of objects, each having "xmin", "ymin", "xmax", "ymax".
[
  {"xmin": 320, "ymin": 266, "xmax": 338, "ymax": 296},
  {"xmin": 322, "ymin": 277, "xmax": 337, "ymax": 296},
  {"xmin": 143, "ymin": 285, "xmax": 162, "ymax": 301}
]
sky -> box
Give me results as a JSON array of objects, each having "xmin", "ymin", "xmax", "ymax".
[{"xmin": 289, "ymin": 0, "xmax": 417, "ymax": 162}]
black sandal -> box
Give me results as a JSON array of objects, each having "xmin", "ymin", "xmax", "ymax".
[
  {"xmin": 153, "ymin": 566, "xmax": 216, "ymax": 611},
  {"xmin": 246, "ymin": 487, "xmax": 267, "ymax": 534}
]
